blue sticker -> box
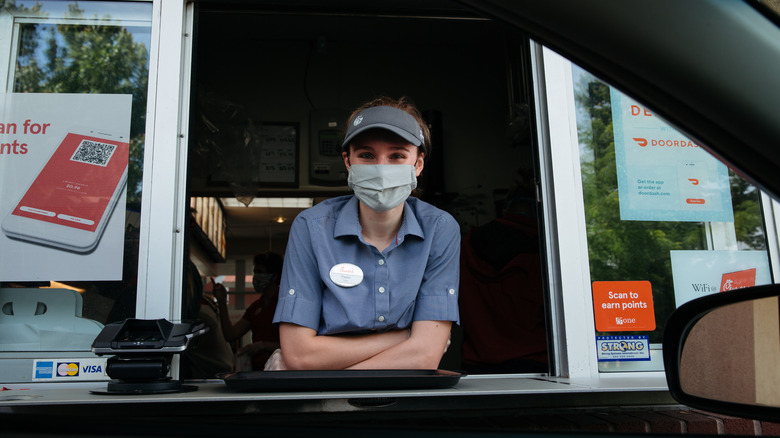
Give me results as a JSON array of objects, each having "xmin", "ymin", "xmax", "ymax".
[
  {"xmin": 610, "ymin": 89, "xmax": 734, "ymax": 223},
  {"xmin": 34, "ymin": 361, "xmax": 54, "ymax": 379}
]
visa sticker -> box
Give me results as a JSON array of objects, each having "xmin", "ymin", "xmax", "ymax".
[
  {"xmin": 32, "ymin": 358, "xmax": 109, "ymax": 381},
  {"xmin": 329, "ymin": 263, "xmax": 363, "ymax": 288}
]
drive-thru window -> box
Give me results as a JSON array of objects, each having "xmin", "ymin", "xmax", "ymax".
[{"xmin": 0, "ymin": 0, "xmax": 777, "ymax": 407}]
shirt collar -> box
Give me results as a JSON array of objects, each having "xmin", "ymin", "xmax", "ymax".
[
  {"xmin": 334, "ymin": 196, "xmax": 361, "ymax": 238},
  {"xmin": 402, "ymin": 200, "xmax": 424, "ymax": 239},
  {"xmin": 333, "ymin": 195, "xmax": 425, "ymax": 240}
]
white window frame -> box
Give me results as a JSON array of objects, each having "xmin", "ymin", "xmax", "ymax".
[
  {"xmin": 532, "ymin": 44, "xmax": 600, "ymax": 380},
  {"xmin": 136, "ymin": 0, "xmax": 193, "ymax": 324},
  {"xmin": 0, "ymin": 0, "xmax": 169, "ymax": 382},
  {"xmin": 0, "ymin": 1, "xmax": 182, "ymax": 320},
  {"xmin": 534, "ymin": 42, "xmax": 780, "ymax": 381}
]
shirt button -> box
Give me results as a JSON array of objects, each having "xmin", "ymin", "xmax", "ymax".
[
  {"xmin": 378, "ymin": 259, "xmax": 385, "ymax": 265},
  {"xmin": 377, "ymin": 315, "xmax": 385, "ymax": 322},
  {"xmin": 378, "ymin": 287, "xmax": 385, "ymax": 293},
  {"xmin": 448, "ymin": 288, "xmax": 455, "ymax": 295},
  {"xmin": 289, "ymin": 289, "xmax": 295, "ymax": 295}
]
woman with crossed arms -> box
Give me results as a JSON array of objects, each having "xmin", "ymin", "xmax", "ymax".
[{"xmin": 268, "ymin": 96, "xmax": 460, "ymax": 370}]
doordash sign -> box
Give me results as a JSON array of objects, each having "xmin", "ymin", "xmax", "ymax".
[
  {"xmin": 592, "ymin": 280, "xmax": 655, "ymax": 332},
  {"xmin": 610, "ymin": 89, "xmax": 733, "ymax": 222}
]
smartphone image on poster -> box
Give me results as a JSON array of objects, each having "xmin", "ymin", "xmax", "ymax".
[
  {"xmin": 677, "ymin": 160, "xmax": 709, "ymax": 209},
  {"xmin": 1, "ymin": 127, "xmax": 129, "ymax": 253}
]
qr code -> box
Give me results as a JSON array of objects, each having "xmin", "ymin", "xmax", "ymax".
[{"xmin": 70, "ymin": 139, "xmax": 117, "ymax": 167}]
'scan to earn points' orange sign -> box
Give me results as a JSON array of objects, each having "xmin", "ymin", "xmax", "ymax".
[{"xmin": 592, "ymin": 281, "xmax": 656, "ymax": 332}]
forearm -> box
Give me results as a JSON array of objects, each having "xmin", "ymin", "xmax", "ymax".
[
  {"xmin": 347, "ymin": 320, "xmax": 451, "ymax": 370},
  {"xmin": 252, "ymin": 339, "xmax": 281, "ymax": 353},
  {"xmin": 238, "ymin": 339, "xmax": 281, "ymax": 358},
  {"xmin": 279, "ymin": 323, "xmax": 408, "ymax": 370},
  {"xmin": 216, "ymin": 300, "xmax": 250, "ymax": 342},
  {"xmin": 216, "ymin": 300, "xmax": 236, "ymax": 340}
]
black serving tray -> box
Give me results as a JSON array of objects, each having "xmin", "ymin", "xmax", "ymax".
[{"xmin": 220, "ymin": 369, "xmax": 465, "ymax": 392}]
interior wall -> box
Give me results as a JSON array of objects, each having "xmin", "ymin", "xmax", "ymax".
[
  {"xmin": 185, "ymin": 5, "xmax": 546, "ymax": 373},
  {"xmin": 191, "ymin": 9, "xmax": 529, "ymax": 261}
]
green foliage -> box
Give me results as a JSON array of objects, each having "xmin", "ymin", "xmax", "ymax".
[{"xmin": 574, "ymin": 71, "xmax": 767, "ymax": 344}]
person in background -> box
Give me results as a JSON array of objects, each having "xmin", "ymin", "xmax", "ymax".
[
  {"xmin": 458, "ymin": 182, "xmax": 548, "ymax": 374},
  {"xmin": 180, "ymin": 258, "xmax": 233, "ymax": 379},
  {"xmin": 268, "ymin": 96, "xmax": 460, "ymax": 370},
  {"xmin": 214, "ymin": 251, "xmax": 282, "ymax": 370}
]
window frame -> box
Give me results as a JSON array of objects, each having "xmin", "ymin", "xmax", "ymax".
[
  {"xmin": 135, "ymin": 0, "xmax": 193, "ymax": 326},
  {"xmin": 5, "ymin": 0, "xmax": 776, "ymax": 387},
  {"xmin": 0, "ymin": 0, "xmax": 162, "ymax": 380},
  {"xmin": 535, "ymin": 43, "xmax": 780, "ymax": 380}
]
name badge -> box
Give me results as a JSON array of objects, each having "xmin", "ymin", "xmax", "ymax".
[{"xmin": 330, "ymin": 263, "xmax": 364, "ymax": 288}]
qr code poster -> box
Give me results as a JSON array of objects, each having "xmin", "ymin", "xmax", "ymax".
[
  {"xmin": 0, "ymin": 93, "xmax": 132, "ymax": 282},
  {"xmin": 71, "ymin": 139, "xmax": 118, "ymax": 167}
]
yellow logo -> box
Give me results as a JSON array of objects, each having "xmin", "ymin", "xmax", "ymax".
[{"xmin": 57, "ymin": 362, "xmax": 79, "ymax": 377}]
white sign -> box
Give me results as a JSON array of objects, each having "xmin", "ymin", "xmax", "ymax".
[
  {"xmin": 0, "ymin": 93, "xmax": 132, "ymax": 281},
  {"xmin": 611, "ymin": 90, "xmax": 733, "ymax": 222},
  {"xmin": 33, "ymin": 358, "xmax": 109, "ymax": 381},
  {"xmin": 670, "ymin": 250, "xmax": 771, "ymax": 307}
]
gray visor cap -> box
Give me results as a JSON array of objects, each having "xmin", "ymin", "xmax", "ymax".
[{"xmin": 341, "ymin": 106, "xmax": 424, "ymax": 150}]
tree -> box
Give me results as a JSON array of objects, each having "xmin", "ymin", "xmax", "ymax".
[{"xmin": 574, "ymin": 71, "xmax": 766, "ymax": 343}]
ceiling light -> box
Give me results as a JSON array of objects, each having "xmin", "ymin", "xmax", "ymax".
[{"xmin": 220, "ymin": 197, "xmax": 313, "ymax": 208}]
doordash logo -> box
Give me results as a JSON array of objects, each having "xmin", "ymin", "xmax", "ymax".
[
  {"xmin": 632, "ymin": 137, "xmax": 700, "ymax": 148},
  {"xmin": 630, "ymin": 105, "xmax": 653, "ymax": 117}
]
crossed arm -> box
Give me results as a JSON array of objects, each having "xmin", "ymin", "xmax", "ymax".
[{"xmin": 277, "ymin": 320, "xmax": 452, "ymax": 370}]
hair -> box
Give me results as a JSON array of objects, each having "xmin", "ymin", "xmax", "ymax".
[
  {"xmin": 344, "ymin": 96, "xmax": 432, "ymax": 157},
  {"xmin": 253, "ymin": 251, "xmax": 284, "ymax": 274}
]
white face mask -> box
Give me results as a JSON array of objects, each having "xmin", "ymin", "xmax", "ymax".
[{"xmin": 347, "ymin": 164, "xmax": 417, "ymax": 212}]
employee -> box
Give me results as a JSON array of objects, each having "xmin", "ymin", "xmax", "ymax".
[
  {"xmin": 269, "ymin": 96, "xmax": 460, "ymax": 370},
  {"xmin": 215, "ymin": 251, "xmax": 282, "ymax": 370}
]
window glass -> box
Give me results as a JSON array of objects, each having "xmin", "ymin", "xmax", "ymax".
[
  {"xmin": 0, "ymin": 1, "xmax": 152, "ymax": 381},
  {"xmin": 186, "ymin": 6, "xmax": 548, "ymax": 376},
  {"xmin": 573, "ymin": 66, "xmax": 771, "ymax": 371}
]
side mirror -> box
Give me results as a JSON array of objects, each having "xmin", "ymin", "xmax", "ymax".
[{"xmin": 663, "ymin": 284, "xmax": 780, "ymax": 422}]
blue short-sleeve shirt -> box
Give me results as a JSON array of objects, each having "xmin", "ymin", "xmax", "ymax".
[{"xmin": 273, "ymin": 195, "xmax": 460, "ymax": 335}]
